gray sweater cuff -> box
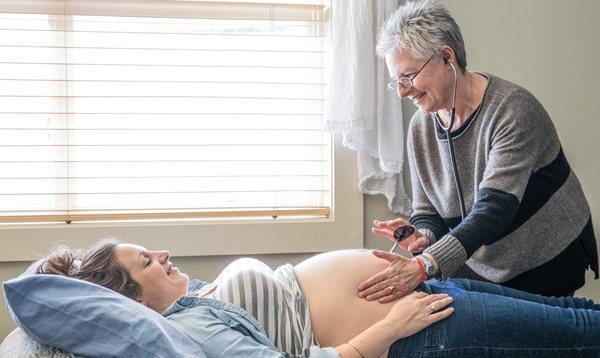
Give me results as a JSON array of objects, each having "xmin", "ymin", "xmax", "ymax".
[
  {"xmin": 423, "ymin": 234, "xmax": 467, "ymax": 279},
  {"xmin": 418, "ymin": 228, "xmax": 436, "ymax": 245}
]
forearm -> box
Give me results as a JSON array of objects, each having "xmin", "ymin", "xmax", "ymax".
[
  {"xmin": 410, "ymin": 213, "xmax": 449, "ymax": 245},
  {"xmin": 449, "ymin": 188, "xmax": 519, "ymax": 254},
  {"xmin": 334, "ymin": 319, "xmax": 399, "ymax": 358}
]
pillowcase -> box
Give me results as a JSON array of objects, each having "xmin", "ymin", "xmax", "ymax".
[{"xmin": 3, "ymin": 274, "xmax": 206, "ymax": 358}]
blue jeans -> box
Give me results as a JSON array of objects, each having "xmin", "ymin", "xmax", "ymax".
[{"xmin": 388, "ymin": 279, "xmax": 600, "ymax": 357}]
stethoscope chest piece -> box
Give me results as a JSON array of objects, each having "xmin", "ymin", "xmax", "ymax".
[{"xmin": 393, "ymin": 226, "xmax": 415, "ymax": 241}]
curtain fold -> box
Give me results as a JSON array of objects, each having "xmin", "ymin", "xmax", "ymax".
[{"xmin": 325, "ymin": 0, "xmax": 411, "ymax": 215}]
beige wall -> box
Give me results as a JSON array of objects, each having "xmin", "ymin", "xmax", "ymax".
[{"xmin": 2, "ymin": 0, "xmax": 600, "ymax": 341}]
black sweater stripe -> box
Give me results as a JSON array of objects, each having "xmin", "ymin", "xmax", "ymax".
[
  {"xmin": 501, "ymin": 147, "xmax": 571, "ymax": 236},
  {"xmin": 416, "ymin": 147, "xmax": 571, "ymax": 250}
]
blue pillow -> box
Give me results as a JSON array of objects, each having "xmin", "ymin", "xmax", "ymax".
[{"xmin": 3, "ymin": 274, "xmax": 206, "ymax": 358}]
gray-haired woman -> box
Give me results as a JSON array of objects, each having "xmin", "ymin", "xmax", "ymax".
[{"xmin": 358, "ymin": 0, "xmax": 597, "ymax": 302}]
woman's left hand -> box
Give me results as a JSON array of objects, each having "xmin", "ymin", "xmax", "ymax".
[
  {"xmin": 383, "ymin": 291, "xmax": 454, "ymax": 340},
  {"xmin": 357, "ymin": 250, "xmax": 424, "ymax": 303}
]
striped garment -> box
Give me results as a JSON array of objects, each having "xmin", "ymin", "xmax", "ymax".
[{"xmin": 194, "ymin": 258, "xmax": 317, "ymax": 356}]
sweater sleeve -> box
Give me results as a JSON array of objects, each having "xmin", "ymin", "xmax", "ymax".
[{"xmin": 424, "ymin": 90, "xmax": 550, "ymax": 278}]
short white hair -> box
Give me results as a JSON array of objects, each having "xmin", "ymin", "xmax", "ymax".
[{"xmin": 376, "ymin": 0, "xmax": 467, "ymax": 70}]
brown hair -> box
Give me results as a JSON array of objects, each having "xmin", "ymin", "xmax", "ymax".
[{"xmin": 36, "ymin": 238, "xmax": 142, "ymax": 301}]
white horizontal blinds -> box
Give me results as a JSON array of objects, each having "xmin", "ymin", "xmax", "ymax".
[{"xmin": 0, "ymin": 0, "xmax": 331, "ymax": 223}]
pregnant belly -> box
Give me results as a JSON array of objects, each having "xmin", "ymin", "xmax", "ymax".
[{"xmin": 294, "ymin": 249, "xmax": 398, "ymax": 348}]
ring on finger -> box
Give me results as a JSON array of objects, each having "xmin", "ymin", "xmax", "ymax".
[{"xmin": 386, "ymin": 285, "xmax": 397, "ymax": 295}]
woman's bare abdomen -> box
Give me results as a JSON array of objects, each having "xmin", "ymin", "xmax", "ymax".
[{"xmin": 294, "ymin": 249, "xmax": 398, "ymax": 348}]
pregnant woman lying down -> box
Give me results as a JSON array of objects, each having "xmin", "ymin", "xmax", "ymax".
[{"xmin": 38, "ymin": 239, "xmax": 600, "ymax": 357}]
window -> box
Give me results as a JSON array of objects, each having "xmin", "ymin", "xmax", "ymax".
[
  {"xmin": 0, "ymin": 0, "xmax": 331, "ymax": 224},
  {"xmin": 0, "ymin": 1, "xmax": 362, "ymax": 262}
]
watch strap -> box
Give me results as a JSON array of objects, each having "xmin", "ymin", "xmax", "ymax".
[
  {"xmin": 417, "ymin": 254, "xmax": 439, "ymax": 280},
  {"xmin": 414, "ymin": 256, "xmax": 427, "ymax": 284}
]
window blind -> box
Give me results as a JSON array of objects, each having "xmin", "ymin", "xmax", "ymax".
[{"xmin": 0, "ymin": 0, "xmax": 331, "ymax": 223}]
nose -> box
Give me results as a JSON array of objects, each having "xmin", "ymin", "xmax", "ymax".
[
  {"xmin": 157, "ymin": 250, "xmax": 170, "ymax": 264},
  {"xmin": 396, "ymin": 84, "xmax": 411, "ymax": 99}
]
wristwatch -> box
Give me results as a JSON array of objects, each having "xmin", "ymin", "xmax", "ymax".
[{"xmin": 417, "ymin": 254, "xmax": 439, "ymax": 280}]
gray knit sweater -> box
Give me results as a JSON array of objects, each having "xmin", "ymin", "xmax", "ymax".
[{"xmin": 408, "ymin": 73, "xmax": 596, "ymax": 284}]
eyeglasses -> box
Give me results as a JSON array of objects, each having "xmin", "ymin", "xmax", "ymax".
[{"xmin": 387, "ymin": 54, "xmax": 435, "ymax": 93}]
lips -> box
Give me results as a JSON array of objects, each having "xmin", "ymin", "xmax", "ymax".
[
  {"xmin": 166, "ymin": 263, "xmax": 173, "ymax": 275},
  {"xmin": 413, "ymin": 92, "xmax": 426, "ymax": 101}
]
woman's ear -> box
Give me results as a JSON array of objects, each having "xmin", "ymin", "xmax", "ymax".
[{"xmin": 439, "ymin": 45, "xmax": 455, "ymax": 66}]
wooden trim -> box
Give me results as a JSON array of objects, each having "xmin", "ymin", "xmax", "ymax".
[{"xmin": 0, "ymin": 207, "xmax": 331, "ymax": 223}]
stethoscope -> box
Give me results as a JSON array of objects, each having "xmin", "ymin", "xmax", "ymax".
[
  {"xmin": 434, "ymin": 61, "xmax": 467, "ymax": 221},
  {"xmin": 389, "ymin": 61, "xmax": 466, "ymax": 253}
]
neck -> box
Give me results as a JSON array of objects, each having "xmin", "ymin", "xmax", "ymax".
[{"xmin": 436, "ymin": 71, "xmax": 478, "ymax": 131}]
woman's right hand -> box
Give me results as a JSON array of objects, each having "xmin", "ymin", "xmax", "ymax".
[
  {"xmin": 383, "ymin": 291, "xmax": 454, "ymax": 340},
  {"xmin": 372, "ymin": 218, "xmax": 430, "ymax": 253}
]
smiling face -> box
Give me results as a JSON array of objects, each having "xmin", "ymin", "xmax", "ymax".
[
  {"xmin": 385, "ymin": 49, "xmax": 454, "ymax": 113},
  {"xmin": 116, "ymin": 243, "xmax": 189, "ymax": 313}
]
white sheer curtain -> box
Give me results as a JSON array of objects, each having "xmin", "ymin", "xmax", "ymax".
[{"xmin": 325, "ymin": 0, "xmax": 411, "ymax": 215}]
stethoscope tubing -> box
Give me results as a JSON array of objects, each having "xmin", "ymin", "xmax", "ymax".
[{"xmin": 435, "ymin": 62, "xmax": 467, "ymax": 221}]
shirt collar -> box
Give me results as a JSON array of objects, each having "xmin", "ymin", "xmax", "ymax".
[
  {"xmin": 187, "ymin": 279, "xmax": 207, "ymax": 292},
  {"xmin": 161, "ymin": 279, "xmax": 208, "ymax": 316}
]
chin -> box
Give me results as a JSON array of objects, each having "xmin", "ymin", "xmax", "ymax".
[
  {"xmin": 416, "ymin": 101, "xmax": 440, "ymax": 114},
  {"xmin": 413, "ymin": 97, "xmax": 430, "ymax": 112},
  {"xmin": 172, "ymin": 270, "xmax": 189, "ymax": 281},
  {"xmin": 173, "ymin": 275, "xmax": 190, "ymax": 294},
  {"xmin": 415, "ymin": 103, "xmax": 431, "ymax": 113}
]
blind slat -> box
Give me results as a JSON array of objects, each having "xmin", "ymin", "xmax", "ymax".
[
  {"xmin": 0, "ymin": 30, "xmax": 326, "ymax": 50},
  {"xmin": 0, "ymin": 162, "xmax": 329, "ymax": 178},
  {"xmin": 0, "ymin": 64, "xmax": 326, "ymax": 83},
  {"xmin": 0, "ymin": 113, "xmax": 325, "ymax": 130},
  {"xmin": 0, "ymin": 1, "xmax": 328, "ymax": 21}
]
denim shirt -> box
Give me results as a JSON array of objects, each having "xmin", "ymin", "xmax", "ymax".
[{"xmin": 162, "ymin": 280, "xmax": 339, "ymax": 358}]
